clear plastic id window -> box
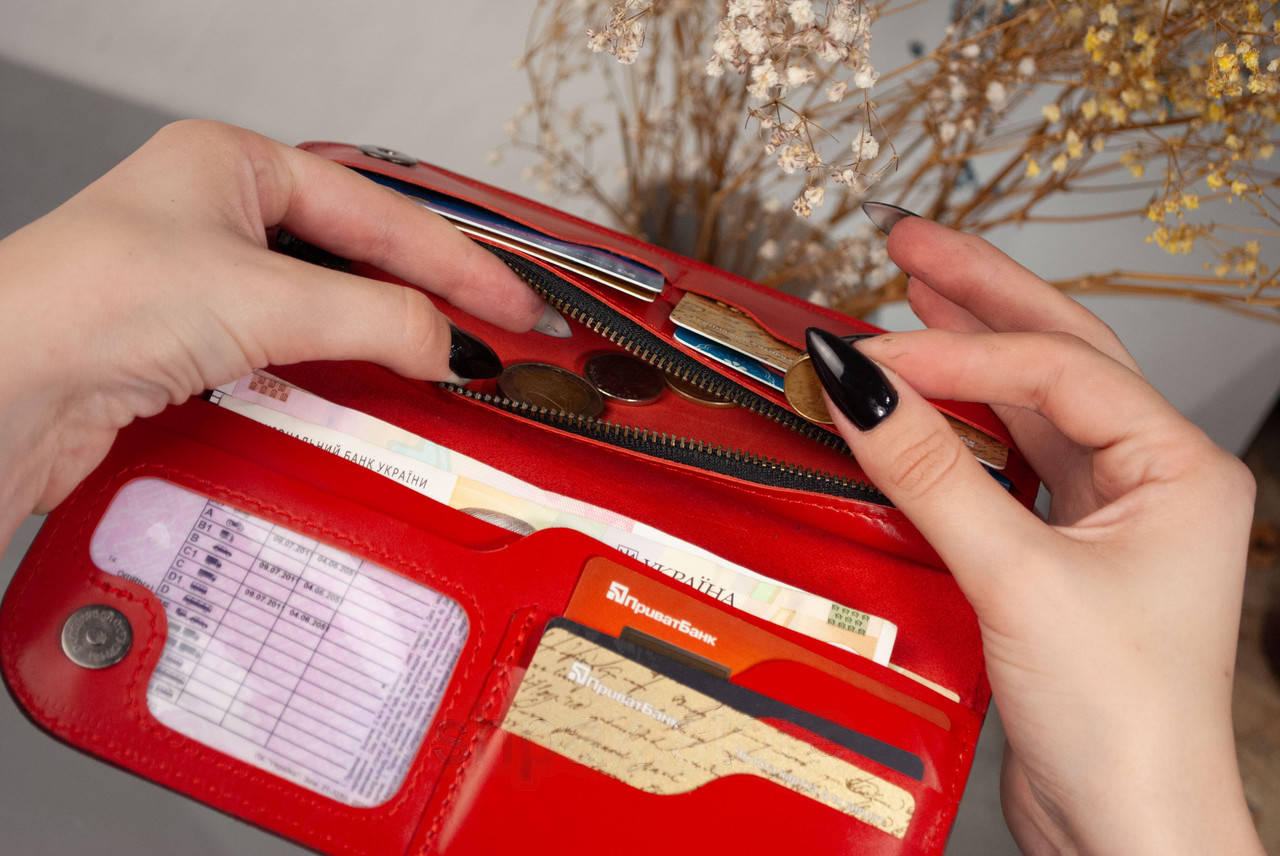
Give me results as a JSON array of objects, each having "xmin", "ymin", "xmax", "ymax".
[{"xmin": 89, "ymin": 478, "xmax": 468, "ymax": 807}]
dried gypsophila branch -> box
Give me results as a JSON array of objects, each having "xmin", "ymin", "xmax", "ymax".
[{"xmin": 495, "ymin": 0, "xmax": 1280, "ymax": 321}]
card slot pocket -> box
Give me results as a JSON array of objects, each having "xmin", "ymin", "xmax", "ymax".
[
  {"xmin": 429, "ymin": 726, "xmax": 952, "ymax": 856},
  {"xmin": 324, "ymin": 148, "xmax": 691, "ymax": 285},
  {"xmin": 415, "ymin": 616, "xmax": 970, "ymax": 854},
  {"xmin": 733, "ymin": 659, "xmax": 976, "ymax": 799}
]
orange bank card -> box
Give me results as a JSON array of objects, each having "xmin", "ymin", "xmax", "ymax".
[{"xmin": 565, "ymin": 556, "xmax": 951, "ymax": 731}]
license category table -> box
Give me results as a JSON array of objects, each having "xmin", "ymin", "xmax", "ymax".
[{"xmin": 90, "ymin": 478, "xmax": 470, "ymax": 806}]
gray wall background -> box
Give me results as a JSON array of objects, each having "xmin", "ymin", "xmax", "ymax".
[{"xmin": 1, "ymin": 3, "xmax": 1277, "ymax": 854}]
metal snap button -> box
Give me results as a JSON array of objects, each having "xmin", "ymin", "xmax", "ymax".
[
  {"xmin": 61, "ymin": 604, "xmax": 133, "ymax": 669},
  {"xmin": 357, "ymin": 144, "xmax": 418, "ymax": 166}
]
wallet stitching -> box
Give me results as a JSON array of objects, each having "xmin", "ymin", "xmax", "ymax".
[
  {"xmin": 418, "ymin": 609, "xmax": 538, "ymax": 854},
  {"xmin": 7, "ymin": 463, "xmax": 490, "ymax": 856}
]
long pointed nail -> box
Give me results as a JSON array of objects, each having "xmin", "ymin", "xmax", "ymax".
[
  {"xmin": 804, "ymin": 328, "xmax": 897, "ymax": 431},
  {"xmin": 861, "ymin": 201, "xmax": 919, "ymax": 235},
  {"xmin": 532, "ymin": 303, "xmax": 572, "ymax": 338},
  {"xmin": 449, "ymin": 324, "xmax": 502, "ymax": 382}
]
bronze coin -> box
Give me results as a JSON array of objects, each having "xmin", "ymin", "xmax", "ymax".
[
  {"xmin": 662, "ymin": 371, "xmax": 736, "ymax": 408},
  {"xmin": 498, "ymin": 362, "xmax": 604, "ymax": 418},
  {"xmin": 783, "ymin": 354, "xmax": 834, "ymax": 424},
  {"xmin": 583, "ymin": 352, "xmax": 665, "ymax": 405}
]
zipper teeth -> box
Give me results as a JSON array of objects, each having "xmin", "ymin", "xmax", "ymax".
[
  {"xmin": 446, "ymin": 384, "xmax": 880, "ymax": 499},
  {"xmin": 467, "ymin": 245, "xmax": 885, "ymax": 502},
  {"xmin": 491, "ymin": 248, "xmax": 850, "ymax": 453}
]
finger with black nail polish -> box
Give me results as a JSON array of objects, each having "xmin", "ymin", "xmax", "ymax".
[{"xmin": 804, "ymin": 327, "xmax": 897, "ymax": 430}]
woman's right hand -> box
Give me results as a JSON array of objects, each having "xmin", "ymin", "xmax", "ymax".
[{"xmin": 808, "ymin": 215, "xmax": 1263, "ymax": 855}]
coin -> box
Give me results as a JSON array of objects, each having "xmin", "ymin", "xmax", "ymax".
[
  {"xmin": 783, "ymin": 353, "xmax": 834, "ymax": 424},
  {"xmin": 498, "ymin": 362, "xmax": 604, "ymax": 418},
  {"xmin": 583, "ymin": 352, "xmax": 666, "ymax": 405},
  {"xmin": 662, "ymin": 371, "xmax": 737, "ymax": 408},
  {"xmin": 61, "ymin": 604, "xmax": 133, "ymax": 669}
]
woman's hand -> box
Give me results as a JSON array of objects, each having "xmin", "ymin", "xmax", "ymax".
[
  {"xmin": 809, "ymin": 215, "xmax": 1263, "ymax": 855},
  {"xmin": 0, "ymin": 121, "xmax": 547, "ymax": 547}
]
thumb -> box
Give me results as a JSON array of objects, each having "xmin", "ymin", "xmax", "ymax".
[{"xmin": 805, "ymin": 328, "xmax": 1044, "ymax": 598}]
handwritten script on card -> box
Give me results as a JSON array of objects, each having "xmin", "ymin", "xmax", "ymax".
[{"xmin": 500, "ymin": 626, "xmax": 915, "ymax": 838}]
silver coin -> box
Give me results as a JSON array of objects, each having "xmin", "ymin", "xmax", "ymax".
[
  {"xmin": 459, "ymin": 507, "xmax": 538, "ymax": 536},
  {"xmin": 583, "ymin": 352, "xmax": 665, "ymax": 405},
  {"xmin": 61, "ymin": 604, "xmax": 133, "ymax": 669},
  {"xmin": 498, "ymin": 362, "xmax": 605, "ymax": 419}
]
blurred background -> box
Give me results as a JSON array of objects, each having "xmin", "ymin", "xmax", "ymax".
[{"xmin": 1, "ymin": 2, "xmax": 1277, "ymax": 853}]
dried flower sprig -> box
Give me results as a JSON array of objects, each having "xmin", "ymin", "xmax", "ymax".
[{"xmin": 498, "ymin": 0, "xmax": 1280, "ymax": 321}]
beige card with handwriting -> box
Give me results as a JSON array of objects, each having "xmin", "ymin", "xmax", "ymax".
[
  {"xmin": 670, "ymin": 293, "xmax": 805, "ymax": 372},
  {"xmin": 500, "ymin": 625, "xmax": 915, "ymax": 839}
]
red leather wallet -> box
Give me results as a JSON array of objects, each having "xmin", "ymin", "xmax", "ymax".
[{"xmin": 0, "ymin": 143, "xmax": 1038, "ymax": 855}]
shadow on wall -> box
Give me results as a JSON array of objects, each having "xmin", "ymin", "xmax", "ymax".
[{"xmin": 0, "ymin": 55, "xmax": 177, "ymax": 235}]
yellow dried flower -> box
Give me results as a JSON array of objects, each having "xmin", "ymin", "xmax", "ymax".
[
  {"xmin": 1066, "ymin": 129, "xmax": 1084, "ymax": 158},
  {"xmin": 1083, "ymin": 27, "xmax": 1105, "ymax": 60},
  {"xmin": 1041, "ymin": 104, "xmax": 1062, "ymax": 122},
  {"xmin": 1206, "ymin": 172, "xmax": 1225, "ymax": 189},
  {"xmin": 1103, "ymin": 100, "xmax": 1127, "ymax": 123},
  {"xmin": 1081, "ymin": 98, "xmax": 1098, "ymax": 119},
  {"xmin": 1025, "ymin": 157, "xmax": 1042, "ymax": 177},
  {"xmin": 1181, "ymin": 192, "xmax": 1200, "ymax": 210},
  {"xmin": 1216, "ymin": 51, "xmax": 1239, "ymax": 77},
  {"xmin": 1052, "ymin": 153, "xmax": 1069, "ymax": 173},
  {"xmin": 1230, "ymin": 179, "xmax": 1249, "ymax": 195},
  {"xmin": 1150, "ymin": 224, "xmax": 1195, "ymax": 254}
]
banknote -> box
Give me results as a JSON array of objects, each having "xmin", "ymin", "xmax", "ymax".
[{"xmin": 208, "ymin": 372, "xmax": 898, "ymax": 665}]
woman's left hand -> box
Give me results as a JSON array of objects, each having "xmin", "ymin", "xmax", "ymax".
[{"xmin": 0, "ymin": 120, "xmax": 545, "ymax": 546}]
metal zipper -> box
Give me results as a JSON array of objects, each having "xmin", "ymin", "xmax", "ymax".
[{"xmin": 446, "ymin": 244, "xmax": 889, "ymax": 505}]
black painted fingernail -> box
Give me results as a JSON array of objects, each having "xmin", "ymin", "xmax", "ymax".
[
  {"xmin": 861, "ymin": 201, "xmax": 919, "ymax": 235},
  {"xmin": 449, "ymin": 325, "xmax": 502, "ymax": 381},
  {"xmin": 805, "ymin": 327, "xmax": 897, "ymax": 430}
]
